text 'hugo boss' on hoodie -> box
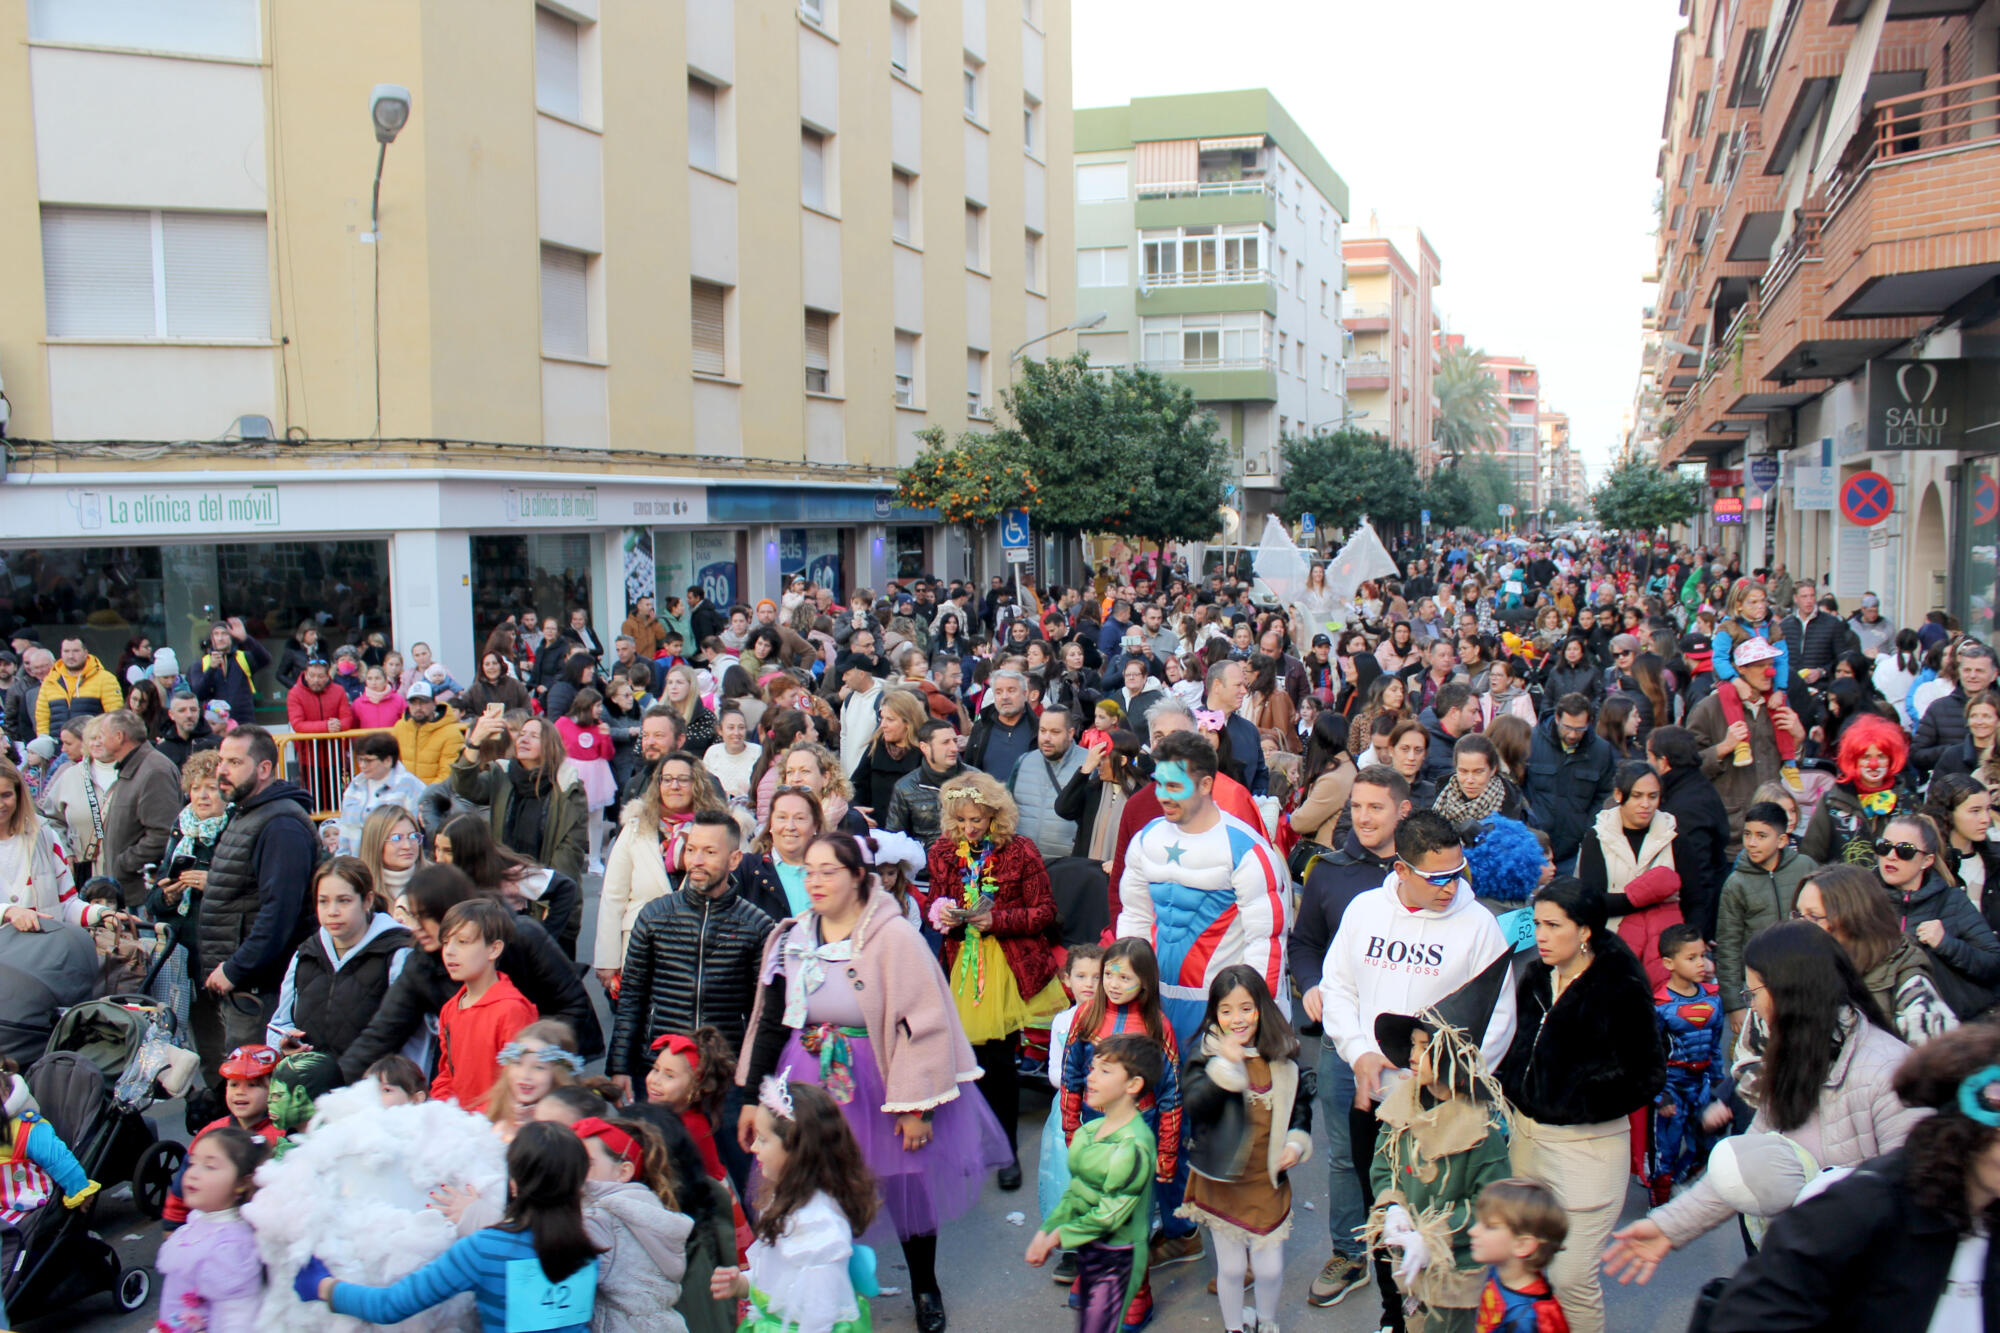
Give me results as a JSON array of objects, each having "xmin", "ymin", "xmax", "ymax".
[{"xmin": 1319, "ymin": 871, "xmax": 1518, "ymax": 1073}]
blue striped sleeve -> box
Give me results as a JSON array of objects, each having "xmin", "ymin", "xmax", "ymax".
[{"xmin": 329, "ymin": 1232, "xmax": 494, "ymax": 1325}]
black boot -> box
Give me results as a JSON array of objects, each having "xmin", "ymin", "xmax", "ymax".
[
  {"xmin": 997, "ymin": 1158, "xmax": 1023, "ymax": 1191},
  {"xmin": 915, "ymin": 1290, "xmax": 948, "ymax": 1333}
]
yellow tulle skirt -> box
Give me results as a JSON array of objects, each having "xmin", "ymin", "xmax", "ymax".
[{"xmin": 950, "ymin": 933, "xmax": 1066, "ymax": 1044}]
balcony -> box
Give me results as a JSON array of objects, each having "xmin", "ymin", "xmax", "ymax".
[
  {"xmin": 1818, "ymin": 76, "xmax": 2000, "ymax": 318},
  {"xmin": 1830, "ymin": 0, "xmax": 1981, "ymax": 20},
  {"xmin": 1138, "ymin": 355, "xmax": 1279, "ymax": 402},
  {"xmin": 1135, "ymin": 179, "xmax": 1273, "ymax": 200},
  {"xmin": 1347, "ymin": 355, "xmax": 1392, "ymax": 390},
  {"xmin": 1134, "ymin": 181, "xmax": 1278, "ymax": 231},
  {"xmin": 1139, "ymin": 266, "xmax": 1272, "ymax": 289},
  {"xmin": 1756, "ymin": 205, "xmax": 1924, "ymax": 383},
  {"xmin": 1342, "ymin": 301, "xmax": 1392, "ymax": 331}
]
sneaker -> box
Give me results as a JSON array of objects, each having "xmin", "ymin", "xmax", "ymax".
[
  {"xmin": 1255, "ymin": 1323, "xmax": 1279, "ymax": 1333},
  {"xmin": 1052, "ymin": 1251, "xmax": 1077, "ymax": 1284},
  {"xmin": 1147, "ymin": 1232, "xmax": 1204, "ymax": 1269},
  {"xmin": 1306, "ymin": 1252, "xmax": 1369, "ymax": 1308}
]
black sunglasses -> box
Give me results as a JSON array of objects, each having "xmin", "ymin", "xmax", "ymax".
[{"xmin": 1874, "ymin": 839, "xmax": 1927, "ymax": 862}]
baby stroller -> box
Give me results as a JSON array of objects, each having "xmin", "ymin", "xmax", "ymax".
[
  {"xmin": 0, "ymin": 1051, "xmax": 156, "ymax": 1320},
  {"xmin": 43, "ymin": 980, "xmax": 195, "ymax": 1223}
]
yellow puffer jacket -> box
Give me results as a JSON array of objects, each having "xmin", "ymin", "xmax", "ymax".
[
  {"xmin": 391, "ymin": 707, "xmax": 466, "ymax": 785},
  {"xmin": 34, "ymin": 654, "xmax": 123, "ymax": 737}
]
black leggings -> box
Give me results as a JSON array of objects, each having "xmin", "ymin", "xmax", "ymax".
[
  {"xmin": 973, "ymin": 1035, "xmax": 1021, "ymax": 1158},
  {"xmin": 903, "ymin": 1231, "xmax": 940, "ymax": 1296}
]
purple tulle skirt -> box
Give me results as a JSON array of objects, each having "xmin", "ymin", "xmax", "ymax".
[{"xmin": 776, "ymin": 1031, "xmax": 1013, "ymax": 1240}]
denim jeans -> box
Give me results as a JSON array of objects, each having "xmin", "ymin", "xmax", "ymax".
[{"xmin": 1317, "ymin": 1038, "xmax": 1366, "ymax": 1258}]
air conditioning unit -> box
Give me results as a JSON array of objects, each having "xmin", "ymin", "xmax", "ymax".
[{"xmin": 1245, "ymin": 453, "xmax": 1268, "ymax": 475}]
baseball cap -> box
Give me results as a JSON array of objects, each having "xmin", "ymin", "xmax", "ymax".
[
  {"xmin": 1861, "ymin": 593, "xmax": 1880, "ymax": 609},
  {"xmin": 406, "ymin": 681, "xmax": 434, "ymax": 700},
  {"xmin": 1312, "ymin": 633, "xmax": 1332, "ymax": 647}
]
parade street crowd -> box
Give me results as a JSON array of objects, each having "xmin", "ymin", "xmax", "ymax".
[{"xmin": 2, "ymin": 531, "xmax": 1997, "ymax": 1333}]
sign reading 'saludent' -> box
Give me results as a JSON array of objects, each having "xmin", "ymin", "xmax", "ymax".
[{"xmin": 1866, "ymin": 358, "xmax": 2000, "ymax": 452}]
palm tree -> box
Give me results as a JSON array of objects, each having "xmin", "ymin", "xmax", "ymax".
[{"xmin": 1436, "ymin": 343, "xmax": 1505, "ymax": 464}]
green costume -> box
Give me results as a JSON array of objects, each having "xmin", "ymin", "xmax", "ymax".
[
  {"xmin": 1041, "ymin": 1113, "xmax": 1156, "ymax": 1309},
  {"xmin": 268, "ymin": 1050, "xmax": 341, "ymax": 1156}
]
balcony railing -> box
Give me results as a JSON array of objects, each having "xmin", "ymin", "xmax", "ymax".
[
  {"xmin": 1343, "ymin": 301, "xmax": 1391, "ymax": 322},
  {"xmin": 1826, "ymin": 74, "xmax": 2000, "ymax": 215},
  {"xmin": 1139, "ymin": 355, "xmax": 1277, "ymax": 374},
  {"xmin": 1348, "ymin": 356, "xmax": 1392, "ymax": 378},
  {"xmin": 1140, "ymin": 266, "xmax": 1272, "ymax": 288},
  {"xmin": 1764, "ymin": 206, "xmax": 1824, "ymax": 299},
  {"xmin": 1135, "ymin": 179, "xmax": 1275, "ymax": 200}
]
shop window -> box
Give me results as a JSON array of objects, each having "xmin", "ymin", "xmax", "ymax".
[
  {"xmin": 471, "ymin": 534, "xmax": 592, "ymax": 643},
  {"xmin": 2, "ymin": 540, "xmax": 391, "ymax": 723},
  {"xmin": 779, "ymin": 527, "xmax": 844, "ymax": 599},
  {"xmin": 654, "ymin": 531, "xmax": 739, "ymax": 612},
  {"xmin": 892, "ymin": 526, "xmax": 928, "ymax": 580}
]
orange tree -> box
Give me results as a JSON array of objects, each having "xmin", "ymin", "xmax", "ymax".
[{"xmin": 896, "ymin": 427, "xmax": 1039, "ymax": 568}]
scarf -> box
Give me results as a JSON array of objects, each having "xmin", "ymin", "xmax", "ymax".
[
  {"xmin": 176, "ymin": 804, "xmax": 229, "ymax": 846},
  {"xmin": 503, "ymin": 760, "xmax": 550, "ymax": 861},
  {"xmin": 363, "ymin": 682, "xmax": 393, "ymax": 704},
  {"xmin": 659, "ymin": 809, "xmax": 693, "ymax": 876},
  {"xmin": 1088, "ymin": 784, "xmax": 1130, "ymax": 862},
  {"xmin": 779, "ymin": 920, "xmax": 855, "ymax": 1029},
  {"xmin": 379, "ymin": 862, "xmax": 415, "ymax": 899},
  {"xmin": 1433, "ymin": 775, "xmax": 1506, "ymax": 831}
]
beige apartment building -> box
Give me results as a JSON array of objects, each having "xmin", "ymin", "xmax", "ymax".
[
  {"xmin": 0, "ymin": 0, "xmax": 1072, "ymax": 702},
  {"xmin": 1340, "ymin": 225, "xmax": 1441, "ymax": 470}
]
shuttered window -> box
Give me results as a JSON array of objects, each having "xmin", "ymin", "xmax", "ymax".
[
  {"xmin": 28, "ymin": 0, "xmax": 259, "ymax": 59},
  {"xmin": 43, "ymin": 207, "xmax": 267, "ymax": 339},
  {"xmin": 894, "ymin": 331, "xmax": 918, "ymax": 406},
  {"xmin": 889, "ymin": 11, "xmax": 911, "ymax": 74},
  {"xmin": 804, "ymin": 309, "xmax": 832, "ymax": 392},
  {"xmin": 801, "ymin": 128, "xmax": 829, "ymax": 210},
  {"xmin": 535, "ymin": 6, "xmax": 581, "ymax": 120},
  {"xmin": 892, "ymin": 171, "xmax": 915, "ymax": 242},
  {"xmin": 691, "ymin": 280, "xmax": 727, "ymax": 376},
  {"xmin": 966, "ymin": 349, "xmax": 987, "ymax": 415},
  {"xmin": 540, "ymin": 245, "xmax": 588, "ymax": 358}
]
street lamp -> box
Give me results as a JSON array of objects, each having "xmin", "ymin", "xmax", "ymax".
[
  {"xmin": 1009, "ymin": 310, "xmax": 1108, "ymax": 366},
  {"xmin": 367, "ymin": 83, "xmax": 410, "ymax": 442}
]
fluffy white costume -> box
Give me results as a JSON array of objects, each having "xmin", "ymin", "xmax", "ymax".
[{"xmin": 243, "ymin": 1079, "xmax": 507, "ymax": 1331}]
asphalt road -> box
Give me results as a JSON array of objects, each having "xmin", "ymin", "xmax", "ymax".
[{"xmin": 50, "ymin": 875, "xmax": 1739, "ymax": 1333}]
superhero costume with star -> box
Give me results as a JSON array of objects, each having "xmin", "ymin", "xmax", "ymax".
[{"xmin": 1649, "ymin": 979, "xmax": 1724, "ymax": 1190}]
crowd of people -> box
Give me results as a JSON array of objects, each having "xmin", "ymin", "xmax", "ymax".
[{"xmin": 0, "ymin": 537, "xmax": 1995, "ymax": 1333}]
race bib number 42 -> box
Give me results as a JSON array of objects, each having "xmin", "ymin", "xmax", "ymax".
[{"xmin": 505, "ymin": 1257, "xmax": 597, "ymax": 1332}]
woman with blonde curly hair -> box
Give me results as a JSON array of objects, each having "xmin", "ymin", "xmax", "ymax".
[{"xmin": 919, "ymin": 769, "xmax": 1064, "ymax": 1191}]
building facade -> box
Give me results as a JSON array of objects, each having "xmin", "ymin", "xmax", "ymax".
[
  {"xmin": 1483, "ymin": 352, "xmax": 1545, "ymax": 514},
  {"xmin": 1071, "ymin": 89, "xmax": 1350, "ymax": 526},
  {"xmin": 1341, "ymin": 225, "xmax": 1443, "ymax": 470},
  {"xmin": 0, "ymin": 0, "xmax": 1074, "ymax": 712},
  {"xmin": 1539, "ymin": 407, "xmax": 1583, "ymax": 513},
  {"xmin": 1644, "ymin": 0, "xmax": 2000, "ymax": 635}
]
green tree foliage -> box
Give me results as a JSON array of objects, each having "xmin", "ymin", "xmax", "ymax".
[
  {"xmin": 1277, "ymin": 429, "xmax": 1422, "ymax": 532},
  {"xmin": 1428, "ymin": 454, "xmax": 1525, "ymax": 531},
  {"xmin": 1436, "ymin": 343, "xmax": 1505, "ymax": 463},
  {"xmin": 894, "ymin": 428, "xmax": 1038, "ymax": 526},
  {"xmin": 1591, "ymin": 458, "xmax": 1702, "ymax": 531},
  {"xmin": 1000, "ymin": 355, "xmax": 1226, "ymax": 543}
]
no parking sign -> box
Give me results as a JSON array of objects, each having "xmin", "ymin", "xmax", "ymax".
[{"xmin": 1840, "ymin": 472, "xmax": 1894, "ymax": 527}]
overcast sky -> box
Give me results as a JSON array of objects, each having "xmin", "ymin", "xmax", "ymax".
[{"xmin": 1072, "ymin": 0, "xmax": 1687, "ymax": 488}]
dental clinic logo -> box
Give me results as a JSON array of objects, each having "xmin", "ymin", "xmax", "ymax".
[
  {"xmin": 1882, "ymin": 360, "xmax": 1950, "ymax": 448},
  {"xmin": 1897, "ymin": 362, "xmax": 1939, "ymax": 406}
]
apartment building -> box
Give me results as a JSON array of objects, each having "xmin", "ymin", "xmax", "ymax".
[
  {"xmin": 0, "ymin": 0, "xmax": 1073, "ymax": 700},
  {"xmin": 1072, "ymin": 89, "xmax": 1349, "ymax": 526},
  {"xmin": 1539, "ymin": 407, "xmax": 1581, "ymax": 512},
  {"xmin": 1483, "ymin": 352, "xmax": 1545, "ymax": 514},
  {"xmin": 1341, "ymin": 224, "xmax": 1443, "ymax": 470},
  {"xmin": 1644, "ymin": 0, "xmax": 2000, "ymax": 635}
]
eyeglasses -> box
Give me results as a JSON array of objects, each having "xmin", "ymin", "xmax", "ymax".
[
  {"xmin": 1738, "ymin": 984, "xmax": 1765, "ymax": 1007},
  {"xmin": 1790, "ymin": 906, "xmax": 1828, "ymax": 924},
  {"xmin": 659, "ymin": 772, "xmax": 695, "ymax": 787},
  {"xmin": 1874, "ymin": 840, "xmax": 1927, "ymax": 861},
  {"xmin": 1400, "ymin": 859, "xmax": 1467, "ymax": 887},
  {"xmin": 385, "ymin": 832, "xmax": 421, "ymax": 845}
]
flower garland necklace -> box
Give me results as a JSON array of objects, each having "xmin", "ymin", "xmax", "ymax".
[{"xmin": 928, "ymin": 839, "xmax": 997, "ymax": 1003}]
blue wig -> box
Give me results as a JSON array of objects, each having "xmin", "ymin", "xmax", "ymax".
[{"xmin": 1462, "ymin": 816, "xmax": 1545, "ymax": 905}]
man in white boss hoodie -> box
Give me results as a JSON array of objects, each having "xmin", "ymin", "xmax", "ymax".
[{"xmin": 1318, "ymin": 809, "xmax": 1517, "ymax": 1332}]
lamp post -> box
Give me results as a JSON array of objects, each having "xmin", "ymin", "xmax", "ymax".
[
  {"xmin": 1009, "ymin": 311, "xmax": 1108, "ymax": 370},
  {"xmin": 366, "ymin": 84, "xmax": 410, "ymax": 441}
]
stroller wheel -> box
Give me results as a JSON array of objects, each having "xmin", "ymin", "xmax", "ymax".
[
  {"xmin": 131, "ymin": 1140, "xmax": 186, "ymax": 1219},
  {"xmin": 116, "ymin": 1266, "xmax": 152, "ymax": 1311}
]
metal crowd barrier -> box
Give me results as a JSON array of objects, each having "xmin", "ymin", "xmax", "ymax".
[{"xmin": 278, "ymin": 727, "xmax": 392, "ymax": 822}]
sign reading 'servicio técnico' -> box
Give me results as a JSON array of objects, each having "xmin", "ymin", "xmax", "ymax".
[{"xmin": 1867, "ymin": 358, "xmax": 2000, "ymax": 452}]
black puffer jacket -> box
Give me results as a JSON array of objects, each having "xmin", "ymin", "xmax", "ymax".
[
  {"xmin": 1540, "ymin": 658, "xmax": 1603, "ymax": 710},
  {"xmin": 1887, "ymin": 868, "xmax": 2000, "ymax": 1016},
  {"xmin": 336, "ymin": 914, "xmax": 602, "ymax": 1083},
  {"xmin": 1912, "ymin": 686, "xmax": 1972, "ymax": 775},
  {"xmin": 200, "ymin": 781, "xmax": 319, "ymax": 993},
  {"xmin": 1522, "ymin": 713, "xmax": 1619, "ymax": 865},
  {"xmin": 886, "ymin": 761, "xmax": 967, "ymax": 847},
  {"xmin": 289, "ymin": 923, "xmax": 413, "ymax": 1062},
  {"xmin": 1498, "ymin": 932, "xmax": 1665, "ymax": 1126},
  {"xmin": 608, "ymin": 884, "xmax": 775, "ymax": 1076}
]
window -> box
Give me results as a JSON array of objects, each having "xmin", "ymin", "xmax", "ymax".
[
  {"xmin": 1024, "ymin": 230, "xmax": 1043, "ymax": 290},
  {"xmin": 691, "ymin": 280, "xmax": 727, "ymax": 376},
  {"xmin": 1076, "ymin": 162, "xmax": 1129, "ymax": 204},
  {"xmin": 963, "ymin": 61, "xmax": 981, "ymax": 119},
  {"xmin": 688, "ymin": 77, "xmax": 720, "ymax": 172},
  {"xmin": 1023, "ymin": 98, "xmax": 1040, "ymax": 154},
  {"xmin": 1320, "ymin": 280, "xmax": 1328, "ymax": 315},
  {"xmin": 889, "ymin": 9, "xmax": 912, "ymax": 75},
  {"xmin": 42, "ymin": 207, "xmax": 268, "ymax": 339},
  {"xmin": 1321, "ymin": 354, "xmax": 1330, "ymax": 390},
  {"xmin": 801, "ymin": 127, "xmax": 829, "ymax": 210},
  {"xmin": 1276, "ymin": 246, "xmax": 1288, "ymax": 290},
  {"xmin": 1279, "ymin": 331, "xmax": 1288, "ymax": 367},
  {"xmin": 891, "ymin": 170, "xmax": 916, "ymax": 243},
  {"xmin": 539, "ymin": 244, "xmax": 589, "ymax": 358},
  {"xmin": 1139, "ymin": 225, "xmax": 1265, "ymax": 285},
  {"xmin": 894, "ymin": 331, "xmax": 919, "ymax": 406},
  {"xmin": 1320, "ymin": 206, "xmax": 1329, "ymax": 243},
  {"xmin": 1140, "ymin": 313, "xmax": 1268, "ymax": 369},
  {"xmin": 1021, "ymin": 0, "xmax": 1040, "ymax": 24},
  {"xmin": 965, "ymin": 203, "xmax": 986, "ymax": 270},
  {"xmin": 28, "ymin": 0, "xmax": 260, "ymax": 58},
  {"xmin": 966, "ymin": 349, "xmax": 988, "ymax": 416},
  {"xmin": 1295, "ymin": 260, "xmax": 1304, "ymax": 294},
  {"xmin": 799, "ymin": 0, "xmax": 825, "ymax": 22},
  {"xmin": 535, "ymin": 6, "xmax": 581, "ymax": 121},
  {"xmin": 1076, "ymin": 246, "xmax": 1129, "ymax": 287},
  {"xmin": 804, "ymin": 309, "xmax": 832, "ymax": 393},
  {"xmin": 1296, "ymin": 339, "xmax": 1306, "ymax": 377}
]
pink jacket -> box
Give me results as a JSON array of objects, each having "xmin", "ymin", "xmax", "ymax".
[
  {"xmin": 1616, "ymin": 866, "xmax": 1685, "ymax": 991},
  {"xmin": 350, "ymin": 692, "xmax": 407, "ymax": 730},
  {"xmin": 743, "ymin": 892, "xmax": 983, "ymax": 1113},
  {"xmin": 554, "ymin": 716, "xmax": 612, "ymax": 764}
]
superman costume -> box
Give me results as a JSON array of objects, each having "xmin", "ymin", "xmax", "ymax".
[
  {"xmin": 1476, "ymin": 1267, "xmax": 1569, "ymax": 1333},
  {"xmin": 1649, "ymin": 980, "xmax": 1725, "ymax": 1192}
]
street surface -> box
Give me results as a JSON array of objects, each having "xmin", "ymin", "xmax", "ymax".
[{"xmin": 51, "ymin": 875, "xmax": 1736, "ymax": 1332}]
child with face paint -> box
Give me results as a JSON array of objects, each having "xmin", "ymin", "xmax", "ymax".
[
  {"xmin": 645, "ymin": 1028, "xmax": 737, "ymax": 1184},
  {"xmin": 485, "ymin": 1019, "xmax": 585, "ymax": 1142},
  {"xmin": 164, "ymin": 1044, "xmax": 284, "ymax": 1228}
]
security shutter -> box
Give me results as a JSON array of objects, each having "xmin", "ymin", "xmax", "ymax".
[
  {"xmin": 535, "ymin": 6, "xmax": 581, "ymax": 120},
  {"xmin": 540, "ymin": 245, "xmax": 588, "ymax": 357},
  {"xmin": 804, "ymin": 309, "xmax": 831, "ymax": 391},
  {"xmin": 41, "ymin": 207, "xmax": 154, "ymax": 337},
  {"xmin": 691, "ymin": 280, "xmax": 727, "ymax": 375},
  {"xmin": 688, "ymin": 79, "xmax": 719, "ymax": 172},
  {"xmin": 162, "ymin": 212, "xmax": 269, "ymax": 338}
]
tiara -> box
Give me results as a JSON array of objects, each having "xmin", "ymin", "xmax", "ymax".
[
  {"xmin": 759, "ymin": 1074, "xmax": 796, "ymax": 1121},
  {"xmin": 938, "ymin": 781, "xmax": 993, "ymax": 807},
  {"xmin": 498, "ymin": 1042, "xmax": 585, "ymax": 1075}
]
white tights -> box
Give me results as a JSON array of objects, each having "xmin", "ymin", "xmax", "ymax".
[{"xmin": 1211, "ymin": 1234, "xmax": 1285, "ymax": 1332}]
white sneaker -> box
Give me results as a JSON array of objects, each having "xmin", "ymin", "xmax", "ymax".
[{"xmin": 1255, "ymin": 1322, "xmax": 1279, "ymax": 1333}]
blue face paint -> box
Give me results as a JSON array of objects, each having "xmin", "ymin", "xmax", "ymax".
[{"xmin": 1155, "ymin": 760, "xmax": 1196, "ymax": 801}]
